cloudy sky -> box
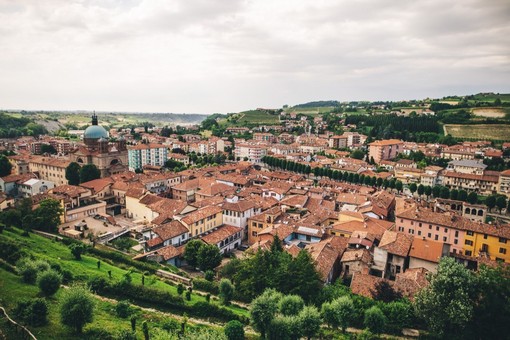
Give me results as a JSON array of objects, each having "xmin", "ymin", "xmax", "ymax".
[{"xmin": 1, "ymin": 0, "xmax": 509, "ymax": 114}]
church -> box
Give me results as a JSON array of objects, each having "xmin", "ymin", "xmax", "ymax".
[{"xmin": 70, "ymin": 114, "xmax": 128, "ymax": 177}]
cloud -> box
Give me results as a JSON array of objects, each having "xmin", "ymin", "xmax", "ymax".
[{"xmin": 0, "ymin": 0, "xmax": 508, "ymax": 113}]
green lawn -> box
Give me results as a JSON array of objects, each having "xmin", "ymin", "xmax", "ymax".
[{"xmin": 0, "ymin": 229, "xmax": 248, "ymax": 317}]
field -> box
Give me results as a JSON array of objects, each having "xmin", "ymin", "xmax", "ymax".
[
  {"xmin": 471, "ymin": 107, "xmax": 509, "ymax": 118},
  {"xmin": 444, "ymin": 124, "xmax": 510, "ymax": 141},
  {"xmin": 224, "ymin": 110, "xmax": 280, "ymax": 126},
  {"xmin": 286, "ymin": 106, "xmax": 336, "ymax": 116}
]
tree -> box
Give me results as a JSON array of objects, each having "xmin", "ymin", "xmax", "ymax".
[
  {"xmin": 65, "ymin": 162, "xmax": 81, "ymax": 186},
  {"xmin": 432, "ymin": 185, "xmax": 441, "ymax": 198},
  {"xmin": 41, "ymin": 144, "xmax": 57, "ymax": 154},
  {"xmin": 350, "ymin": 149, "xmax": 365, "ymax": 160},
  {"xmin": 285, "ymin": 250, "xmax": 322, "ymax": 302},
  {"xmin": 298, "ymin": 306, "xmax": 321, "ymax": 340},
  {"xmin": 250, "ymin": 289, "xmax": 282, "ymax": 339},
  {"xmin": 334, "ymin": 296, "xmax": 354, "ymax": 333},
  {"xmin": 440, "ymin": 186, "xmax": 450, "ymax": 199},
  {"xmin": 37, "ymin": 269, "xmax": 62, "ymax": 296},
  {"xmin": 364, "ymin": 306, "xmax": 387, "ymax": 334},
  {"xmin": 458, "ymin": 190, "xmax": 468, "ymax": 202},
  {"xmin": 381, "ymin": 301, "xmax": 413, "ymax": 334},
  {"xmin": 467, "ymin": 191, "xmax": 478, "ymax": 204},
  {"xmin": 417, "ymin": 184, "xmax": 424, "ymax": 196},
  {"xmin": 424, "ymin": 185, "xmax": 432, "ymax": 198},
  {"xmin": 449, "ymin": 189, "xmax": 459, "ymax": 201},
  {"xmin": 409, "ymin": 183, "xmax": 417, "ymax": 195},
  {"xmin": 496, "ymin": 195, "xmax": 507, "ymax": 213},
  {"xmin": 224, "ymin": 320, "xmax": 244, "ymax": 340},
  {"xmin": 0, "ymin": 155, "xmax": 12, "ymax": 177},
  {"xmin": 184, "ymin": 239, "xmax": 204, "ymax": 268},
  {"xmin": 485, "ymin": 195, "xmax": 497, "ymax": 212},
  {"xmin": 60, "ymin": 285, "xmax": 95, "ymax": 333},
  {"xmin": 197, "ymin": 244, "xmax": 222, "ymax": 271},
  {"xmin": 279, "ymin": 294, "xmax": 304, "ymax": 316},
  {"xmin": 79, "ymin": 164, "xmax": 100, "ymax": 183},
  {"xmin": 13, "ymin": 298, "xmax": 48, "ymax": 326},
  {"xmin": 32, "ymin": 198, "xmax": 63, "ymax": 232},
  {"xmin": 414, "ymin": 257, "xmax": 477, "ymax": 338},
  {"xmin": 69, "ymin": 243, "xmax": 86, "ymax": 260},
  {"xmin": 219, "ymin": 279, "xmax": 235, "ymax": 306}
]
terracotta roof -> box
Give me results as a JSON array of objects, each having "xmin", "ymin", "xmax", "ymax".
[
  {"xmin": 153, "ymin": 220, "xmax": 189, "ymax": 240},
  {"xmin": 442, "ymin": 171, "xmax": 499, "ymax": 183},
  {"xmin": 409, "ymin": 238, "xmax": 443, "ymax": 263},
  {"xmin": 258, "ymin": 223, "xmax": 295, "ymax": 240},
  {"xmin": 341, "ymin": 248, "xmax": 372, "ymax": 263},
  {"xmin": 0, "ymin": 172, "xmax": 37, "ymax": 183},
  {"xmin": 378, "ymin": 231, "xmax": 413, "ymax": 257},
  {"xmin": 306, "ymin": 240, "xmax": 341, "ymax": 281},
  {"xmin": 146, "ymin": 236, "xmax": 163, "ymax": 248},
  {"xmin": 196, "ymin": 183, "xmax": 235, "ymax": 197},
  {"xmin": 350, "ymin": 271, "xmax": 388, "ymax": 299},
  {"xmin": 181, "ymin": 205, "xmax": 223, "ymax": 225},
  {"xmin": 369, "ymin": 139, "xmax": 403, "ymax": 146},
  {"xmin": 281, "ymin": 195, "xmax": 309, "ymax": 208},
  {"xmin": 51, "ymin": 184, "xmax": 89, "ymax": 197},
  {"xmin": 135, "ymin": 244, "xmax": 183, "ymax": 261},
  {"xmin": 336, "ymin": 193, "xmax": 369, "ymax": 205},
  {"xmin": 222, "ymin": 200, "xmax": 256, "ymax": 212},
  {"xmin": 394, "ymin": 268, "xmax": 429, "ymax": 299},
  {"xmin": 128, "ymin": 143, "xmax": 166, "ymax": 150},
  {"xmin": 332, "ymin": 217, "xmax": 395, "ymax": 239},
  {"xmin": 201, "ymin": 225, "xmax": 243, "ymax": 245},
  {"xmin": 125, "ymin": 187, "xmax": 146, "ymax": 198},
  {"xmin": 80, "ymin": 178, "xmax": 113, "ymax": 194}
]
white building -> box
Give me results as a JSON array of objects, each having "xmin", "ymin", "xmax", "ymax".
[
  {"xmin": 128, "ymin": 143, "xmax": 168, "ymax": 171},
  {"xmin": 19, "ymin": 178, "xmax": 55, "ymax": 198}
]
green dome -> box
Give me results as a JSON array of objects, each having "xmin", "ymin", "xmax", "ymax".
[{"xmin": 84, "ymin": 125, "xmax": 109, "ymax": 139}]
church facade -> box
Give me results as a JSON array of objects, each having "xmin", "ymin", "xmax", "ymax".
[{"xmin": 70, "ymin": 114, "xmax": 128, "ymax": 177}]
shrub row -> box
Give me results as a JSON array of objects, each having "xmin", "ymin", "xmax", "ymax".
[
  {"xmin": 87, "ymin": 277, "xmax": 248, "ymax": 324},
  {"xmin": 0, "ymin": 258, "xmax": 16, "ymax": 273},
  {"xmin": 87, "ymin": 247, "xmax": 159, "ymax": 274},
  {"xmin": 192, "ymin": 278, "xmax": 219, "ymax": 295}
]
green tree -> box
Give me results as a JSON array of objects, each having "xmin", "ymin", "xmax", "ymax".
[
  {"xmin": 224, "ymin": 320, "xmax": 245, "ymax": 340},
  {"xmin": 457, "ymin": 190, "xmax": 468, "ymax": 202},
  {"xmin": 79, "ymin": 164, "xmax": 101, "ymax": 183},
  {"xmin": 60, "ymin": 285, "xmax": 95, "ymax": 333},
  {"xmin": 371, "ymin": 280, "xmax": 402, "ymax": 303},
  {"xmin": 184, "ymin": 239, "xmax": 204, "ymax": 268},
  {"xmin": 32, "ymin": 198, "xmax": 63, "ymax": 232},
  {"xmin": 0, "ymin": 155, "xmax": 12, "ymax": 177},
  {"xmin": 69, "ymin": 243, "xmax": 87, "ymax": 260},
  {"xmin": 450, "ymin": 189, "xmax": 459, "ymax": 200},
  {"xmin": 250, "ymin": 289, "xmax": 282, "ymax": 339},
  {"xmin": 364, "ymin": 306, "xmax": 387, "ymax": 334},
  {"xmin": 13, "ymin": 298, "xmax": 48, "ymax": 326},
  {"xmin": 285, "ymin": 250, "xmax": 322, "ymax": 302},
  {"xmin": 298, "ymin": 306, "xmax": 321, "ymax": 340},
  {"xmin": 409, "ymin": 183, "xmax": 417, "ymax": 195},
  {"xmin": 65, "ymin": 162, "xmax": 81, "ymax": 186},
  {"xmin": 381, "ymin": 301, "xmax": 413, "ymax": 334},
  {"xmin": 417, "ymin": 184, "xmax": 425, "ymax": 196},
  {"xmin": 496, "ymin": 195, "xmax": 507, "ymax": 213},
  {"xmin": 41, "ymin": 144, "xmax": 57, "ymax": 154},
  {"xmin": 279, "ymin": 294, "xmax": 304, "ymax": 316},
  {"xmin": 350, "ymin": 149, "xmax": 365, "ymax": 160},
  {"xmin": 197, "ymin": 244, "xmax": 222, "ymax": 271},
  {"xmin": 414, "ymin": 257, "xmax": 477, "ymax": 338},
  {"xmin": 467, "ymin": 191, "xmax": 478, "ymax": 204},
  {"xmin": 440, "ymin": 186, "xmax": 450, "ymax": 199},
  {"xmin": 485, "ymin": 195, "xmax": 497, "ymax": 212},
  {"xmin": 335, "ymin": 296, "xmax": 354, "ymax": 333},
  {"xmin": 37, "ymin": 269, "xmax": 62, "ymax": 296},
  {"xmin": 424, "ymin": 185, "xmax": 432, "ymax": 198},
  {"xmin": 219, "ymin": 279, "xmax": 235, "ymax": 306}
]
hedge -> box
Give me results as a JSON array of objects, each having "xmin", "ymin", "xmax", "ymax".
[
  {"xmin": 87, "ymin": 247, "xmax": 159, "ymax": 274},
  {"xmin": 192, "ymin": 278, "xmax": 219, "ymax": 295}
]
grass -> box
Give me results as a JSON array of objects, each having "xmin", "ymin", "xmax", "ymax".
[
  {"xmin": 443, "ymin": 124, "xmax": 510, "ymax": 141},
  {"xmin": 233, "ymin": 110, "xmax": 280, "ymax": 125},
  {"xmin": 0, "ymin": 267, "xmax": 232, "ymax": 340},
  {"xmin": 0, "ymin": 229, "xmax": 249, "ymax": 317}
]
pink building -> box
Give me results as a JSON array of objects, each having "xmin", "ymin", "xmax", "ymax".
[{"xmin": 369, "ymin": 139, "xmax": 403, "ymax": 164}]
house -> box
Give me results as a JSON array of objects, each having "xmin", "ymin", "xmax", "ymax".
[
  {"xmin": 134, "ymin": 245, "xmax": 184, "ymax": 267},
  {"xmin": 222, "ymin": 198, "xmax": 260, "ymax": 238},
  {"xmin": 373, "ymin": 230, "xmax": 413, "ymax": 278},
  {"xmin": 200, "ymin": 224, "xmax": 244, "ymax": 254},
  {"xmin": 247, "ymin": 206, "xmax": 283, "ymax": 244},
  {"xmin": 178, "ymin": 205, "xmax": 223, "ymax": 237},
  {"xmin": 306, "ymin": 237, "xmax": 346, "ymax": 283},
  {"xmin": 0, "ymin": 173, "xmax": 37, "ymax": 196},
  {"xmin": 340, "ymin": 248, "xmax": 372, "ymax": 278},
  {"xmin": 50, "ymin": 185, "xmax": 106, "ymax": 223},
  {"xmin": 368, "ymin": 139, "xmax": 403, "ymax": 164},
  {"xmin": 143, "ymin": 220, "xmax": 190, "ymax": 251},
  {"xmin": 408, "ymin": 237, "xmax": 449, "ymax": 273}
]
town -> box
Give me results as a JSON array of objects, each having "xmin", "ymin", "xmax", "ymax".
[{"xmin": 0, "ymin": 95, "xmax": 509, "ymax": 339}]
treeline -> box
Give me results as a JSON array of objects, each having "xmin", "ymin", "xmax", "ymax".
[
  {"xmin": 345, "ymin": 114, "xmax": 441, "ymax": 134},
  {"xmin": 293, "ymin": 100, "xmax": 340, "ymax": 108}
]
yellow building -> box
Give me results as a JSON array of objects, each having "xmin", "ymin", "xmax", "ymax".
[
  {"xmin": 247, "ymin": 206, "xmax": 282, "ymax": 245},
  {"xmin": 28, "ymin": 155, "xmax": 70, "ymax": 186},
  {"xmin": 180, "ymin": 205, "xmax": 223, "ymax": 237},
  {"xmin": 462, "ymin": 224, "xmax": 510, "ymax": 263}
]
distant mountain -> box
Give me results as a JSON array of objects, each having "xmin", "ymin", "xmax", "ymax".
[{"xmin": 293, "ymin": 101, "xmax": 340, "ymax": 108}]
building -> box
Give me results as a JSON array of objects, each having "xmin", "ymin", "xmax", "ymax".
[
  {"xmin": 234, "ymin": 143, "xmax": 268, "ymax": 163},
  {"xmin": 368, "ymin": 139, "xmax": 403, "ymax": 164},
  {"xmin": 497, "ymin": 170, "xmax": 510, "ymax": 197},
  {"xmin": 201, "ymin": 224, "xmax": 244, "ymax": 254},
  {"xmin": 69, "ymin": 114, "xmax": 128, "ymax": 177},
  {"xmin": 253, "ymin": 133, "xmax": 276, "ymax": 143},
  {"xmin": 178, "ymin": 205, "xmax": 223, "ymax": 237},
  {"xmin": 19, "ymin": 178, "xmax": 55, "ymax": 197},
  {"xmin": 50, "ymin": 185, "xmax": 107, "ymax": 223},
  {"xmin": 128, "ymin": 143, "xmax": 168, "ymax": 171}
]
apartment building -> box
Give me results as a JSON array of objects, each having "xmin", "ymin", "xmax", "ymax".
[
  {"xmin": 234, "ymin": 143, "xmax": 268, "ymax": 163},
  {"xmin": 178, "ymin": 205, "xmax": 223, "ymax": 237},
  {"xmin": 128, "ymin": 143, "xmax": 168, "ymax": 171},
  {"xmin": 368, "ymin": 139, "xmax": 403, "ymax": 164},
  {"xmin": 28, "ymin": 156, "xmax": 70, "ymax": 186}
]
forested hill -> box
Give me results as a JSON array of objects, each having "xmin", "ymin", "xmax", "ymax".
[{"xmin": 0, "ymin": 112, "xmax": 47, "ymax": 138}]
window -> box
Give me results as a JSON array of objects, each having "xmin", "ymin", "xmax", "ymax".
[
  {"xmin": 443, "ymin": 236, "xmax": 447, "ymax": 242},
  {"xmin": 429, "ymin": 225, "xmax": 432, "ymax": 229},
  {"xmin": 499, "ymin": 238, "xmax": 507, "ymax": 244},
  {"xmin": 465, "ymin": 240, "xmax": 473, "ymax": 246},
  {"xmin": 419, "ymin": 223, "xmax": 422, "ymax": 227},
  {"xmin": 400, "ymin": 219, "xmax": 403, "ymax": 223},
  {"xmin": 454, "ymin": 239, "xmax": 458, "ymax": 245},
  {"xmin": 252, "ymin": 231, "xmax": 257, "ymax": 237},
  {"xmin": 436, "ymin": 226, "xmax": 439, "ymax": 231},
  {"xmin": 455, "ymin": 230, "xmax": 459, "ymax": 237},
  {"xmin": 444, "ymin": 228, "xmax": 448, "ymax": 233},
  {"xmin": 435, "ymin": 235, "xmax": 439, "ymax": 241},
  {"xmin": 465, "ymin": 250, "xmax": 472, "ymax": 256},
  {"xmin": 467, "ymin": 231, "xmax": 474, "ymax": 236},
  {"xmin": 398, "ymin": 226, "xmax": 404, "ymax": 232},
  {"xmin": 484, "ymin": 234, "xmax": 488, "ymax": 239},
  {"xmin": 409, "ymin": 229, "xmax": 415, "ymax": 234},
  {"xmin": 499, "ymin": 248, "xmax": 507, "ymax": 255},
  {"xmin": 428, "ymin": 233, "xmax": 431, "ymax": 238},
  {"xmin": 418, "ymin": 231, "xmax": 422, "ymax": 236}
]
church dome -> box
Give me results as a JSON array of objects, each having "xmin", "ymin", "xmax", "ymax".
[{"xmin": 84, "ymin": 125, "xmax": 109, "ymax": 139}]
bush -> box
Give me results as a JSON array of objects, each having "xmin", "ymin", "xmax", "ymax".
[
  {"xmin": 13, "ymin": 298, "xmax": 48, "ymax": 326},
  {"xmin": 37, "ymin": 269, "xmax": 62, "ymax": 296},
  {"xmin": 161, "ymin": 318, "xmax": 180, "ymax": 332},
  {"xmin": 224, "ymin": 320, "xmax": 245, "ymax": 340},
  {"xmin": 177, "ymin": 283, "xmax": 185, "ymax": 295},
  {"xmin": 364, "ymin": 306, "xmax": 387, "ymax": 334},
  {"xmin": 88, "ymin": 276, "xmax": 110, "ymax": 294},
  {"xmin": 87, "ymin": 247, "xmax": 158, "ymax": 274},
  {"xmin": 60, "ymin": 285, "xmax": 95, "ymax": 333},
  {"xmin": 116, "ymin": 300, "xmax": 132, "ymax": 318},
  {"xmin": 381, "ymin": 301, "xmax": 414, "ymax": 334},
  {"xmin": 17, "ymin": 258, "xmax": 39, "ymax": 284},
  {"xmin": 219, "ymin": 279, "xmax": 235, "ymax": 306},
  {"xmin": 0, "ymin": 239, "xmax": 24, "ymax": 264},
  {"xmin": 69, "ymin": 243, "xmax": 87, "ymax": 260},
  {"xmin": 204, "ymin": 270, "xmax": 215, "ymax": 281},
  {"xmin": 83, "ymin": 327, "xmax": 114, "ymax": 340},
  {"xmin": 61, "ymin": 269, "xmax": 74, "ymax": 284},
  {"xmin": 116, "ymin": 330, "xmax": 137, "ymax": 340},
  {"xmin": 193, "ymin": 278, "xmax": 219, "ymax": 295}
]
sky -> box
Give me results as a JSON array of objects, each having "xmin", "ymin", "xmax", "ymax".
[{"xmin": 0, "ymin": 0, "xmax": 509, "ymax": 114}]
